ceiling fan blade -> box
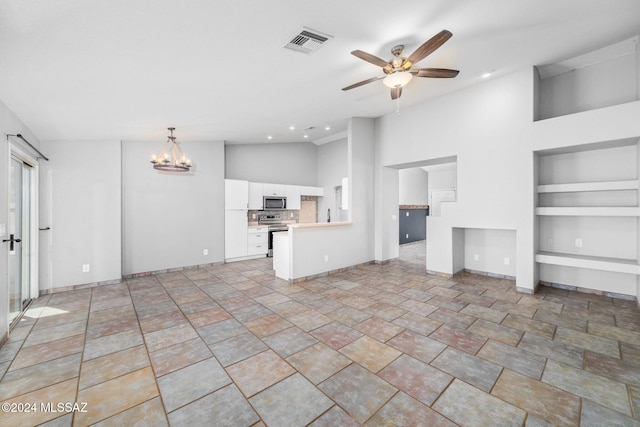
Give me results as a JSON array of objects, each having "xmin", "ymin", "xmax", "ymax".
[
  {"xmin": 342, "ymin": 76, "xmax": 383, "ymax": 91},
  {"xmin": 407, "ymin": 30, "xmax": 453, "ymax": 65},
  {"xmin": 390, "ymin": 87, "xmax": 402, "ymax": 100},
  {"xmin": 413, "ymin": 68, "xmax": 459, "ymax": 78},
  {"xmin": 351, "ymin": 50, "xmax": 388, "ymax": 68}
]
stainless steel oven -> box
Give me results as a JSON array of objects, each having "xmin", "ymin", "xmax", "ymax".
[
  {"xmin": 258, "ymin": 214, "xmax": 289, "ymax": 257},
  {"xmin": 267, "ymin": 224, "xmax": 288, "ymax": 257}
]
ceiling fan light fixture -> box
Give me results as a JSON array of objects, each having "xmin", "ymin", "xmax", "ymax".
[{"xmin": 383, "ymin": 71, "xmax": 413, "ymax": 88}]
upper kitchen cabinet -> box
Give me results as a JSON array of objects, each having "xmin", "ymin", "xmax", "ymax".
[
  {"xmin": 225, "ymin": 179, "xmax": 249, "ymax": 210},
  {"xmin": 249, "ymin": 182, "xmax": 264, "ymax": 210},
  {"xmin": 285, "ymin": 185, "xmax": 301, "ymax": 210},
  {"xmin": 245, "ymin": 181, "xmax": 324, "ymax": 210},
  {"xmin": 300, "ymin": 186, "xmax": 324, "ymax": 197},
  {"xmin": 263, "ymin": 183, "xmax": 286, "ymax": 197}
]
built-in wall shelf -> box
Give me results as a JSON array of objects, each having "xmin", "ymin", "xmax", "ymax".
[
  {"xmin": 535, "ymin": 142, "xmax": 639, "ymax": 297},
  {"xmin": 537, "ymin": 180, "xmax": 638, "ymax": 194},
  {"xmin": 536, "ymin": 251, "xmax": 640, "ymax": 275},
  {"xmin": 535, "ymin": 207, "xmax": 640, "ymax": 217}
]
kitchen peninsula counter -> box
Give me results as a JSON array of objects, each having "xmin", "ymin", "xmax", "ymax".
[{"xmin": 272, "ymin": 221, "xmax": 354, "ymax": 281}]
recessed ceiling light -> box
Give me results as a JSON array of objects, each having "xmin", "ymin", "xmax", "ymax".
[
  {"xmin": 289, "ymin": 126, "xmax": 295, "ymax": 130},
  {"xmin": 325, "ymin": 126, "xmax": 331, "ymax": 131},
  {"xmin": 267, "ymin": 135, "xmax": 273, "ymax": 140},
  {"xmin": 303, "ymin": 134, "xmax": 309, "ymax": 138},
  {"xmin": 482, "ymin": 71, "xmax": 494, "ymax": 79}
]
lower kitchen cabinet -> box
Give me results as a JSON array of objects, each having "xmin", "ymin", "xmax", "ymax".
[
  {"xmin": 399, "ymin": 208, "xmax": 427, "ymax": 244},
  {"xmin": 248, "ymin": 227, "xmax": 268, "ymax": 256}
]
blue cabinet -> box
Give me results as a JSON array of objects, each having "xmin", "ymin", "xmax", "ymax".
[{"xmin": 399, "ymin": 208, "xmax": 428, "ymax": 244}]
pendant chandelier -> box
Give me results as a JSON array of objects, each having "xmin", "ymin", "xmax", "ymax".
[{"xmin": 150, "ymin": 127, "xmax": 192, "ymax": 172}]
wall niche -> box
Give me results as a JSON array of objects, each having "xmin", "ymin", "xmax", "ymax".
[{"xmin": 535, "ymin": 37, "xmax": 639, "ymax": 121}]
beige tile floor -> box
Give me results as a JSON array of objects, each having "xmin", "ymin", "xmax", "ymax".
[{"xmin": 1, "ymin": 241, "xmax": 640, "ymax": 426}]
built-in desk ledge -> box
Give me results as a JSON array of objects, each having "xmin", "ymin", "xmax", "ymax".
[
  {"xmin": 289, "ymin": 221, "xmax": 353, "ymax": 228},
  {"xmin": 399, "ymin": 204, "xmax": 429, "ymax": 209}
]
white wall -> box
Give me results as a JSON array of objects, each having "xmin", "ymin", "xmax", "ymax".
[
  {"xmin": 0, "ymin": 99, "xmax": 42, "ymax": 339},
  {"xmin": 428, "ymin": 167, "xmax": 457, "ymax": 193},
  {"xmin": 225, "ymin": 142, "xmax": 317, "ymax": 185},
  {"xmin": 374, "ymin": 166, "xmax": 399, "ymax": 262},
  {"xmin": 122, "ymin": 140, "xmax": 225, "ymax": 275},
  {"xmin": 374, "ymin": 62, "xmax": 640, "ymax": 294},
  {"xmin": 39, "ymin": 140, "xmax": 122, "ymax": 291},
  {"xmin": 399, "ymin": 168, "xmax": 428, "ymax": 205},
  {"xmin": 376, "ymin": 69, "xmax": 537, "ymax": 290},
  {"xmin": 427, "ymin": 165, "xmax": 457, "ymax": 216},
  {"xmin": 452, "ymin": 228, "xmax": 465, "ymax": 274},
  {"xmin": 317, "ymin": 138, "xmax": 347, "ymax": 222},
  {"xmin": 289, "ymin": 118, "xmax": 375, "ymax": 279},
  {"xmin": 463, "ymin": 228, "xmax": 517, "ymax": 277},
  {"xmin": 538, "ymin": 145, "xmax": 637, "ymax": 184}
]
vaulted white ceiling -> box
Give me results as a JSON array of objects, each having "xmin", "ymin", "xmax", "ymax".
[{"xmin": 1, "ymin": 0, "xmax": 639, "ymax": 145}]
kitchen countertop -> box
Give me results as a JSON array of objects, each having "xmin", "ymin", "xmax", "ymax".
[
  {"xmin": 248, "ymin": 220, "xmax": 297, "ymax": 227},
  {"xmin": 247, "ymin": 221, "xmax": 352, "ymax": 228},
  {"xmin": 289, "ymin": 221, "xmax": 353, "ymax": 228},
  {"xmin": 399, "ymin": 205, "xmax": 429, "ymax": 209}
]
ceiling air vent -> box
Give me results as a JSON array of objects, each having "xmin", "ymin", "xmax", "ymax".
[{"xmin": 284, "ymin": 27, "xmax": 332, "ymax": 54}]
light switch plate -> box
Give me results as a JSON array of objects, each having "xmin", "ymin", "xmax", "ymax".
[{"xmin": 0, "ymin": 224, "xmax": 6, "ymax": 237}]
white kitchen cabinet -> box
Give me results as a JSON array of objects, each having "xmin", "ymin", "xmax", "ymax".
[
  {"xmin": 247, "ymin": 227, "xmax": 268, "ymax": 256},
  {"xmin": 300, "ymin": 186, "xmax": 324, "ymax": 197},
  {"xmin": 263, "ymin": 183, "xmax": 286, "ymax": 196},
  {"xmin": 225, "ymin": 210, "xmax": 248, "ymax": 259},
  {"xmin": 249, "ymin": 182, "xmax": 264, "ymax": 210},
  {"xmin": 225, "ymin": 179, "xmax": 249, "ymax": 210},
  {"xmin": 285, "ymin": 185, "xmax": 301, "ymax": 210}
]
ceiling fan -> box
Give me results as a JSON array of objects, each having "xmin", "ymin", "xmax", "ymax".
[{"xmin": 342, "ymin": 29, "xmax": 459, "ymax": 100}]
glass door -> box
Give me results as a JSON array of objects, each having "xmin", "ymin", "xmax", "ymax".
[{"xmin": 7, "ymin": 156, "xmax": 33, "ymax": 327}]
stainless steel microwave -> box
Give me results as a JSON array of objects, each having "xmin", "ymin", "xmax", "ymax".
[{"xmin": 263, "ymin": 196, "xmax": 287, "ymax": 210}]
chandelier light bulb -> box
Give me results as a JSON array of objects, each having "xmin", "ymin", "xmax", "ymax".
[{"xmin": 150, "ymin": 127, "xmax": 193, "ymax": 172}]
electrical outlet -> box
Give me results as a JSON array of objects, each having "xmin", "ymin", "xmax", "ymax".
[
  {"xmin": 82, "ymin": 264, "xmax": 90, "ymax": 273},
  {"xmin": 504, "ymin": 258, "xmax": 510, "ymax": 265},
  {"xmin": 324, "ymin": 255, "xmax": 329, "ymax": 262},
  {"xmin": 474, "ymin": 254, "xmax": 479, "ymax": 261},
  {"xmin": 203, "ymin": 249, "xmax": 208, "ymax": 256},
  {"xmin": 547, "ymin": 237, "xmax": 553, "ymax": 246},
  {"xmin": 406, "ymin": 212, "xmax": 410, "ymax": 217},
  {"xmin": 392, "ymin": 215, "xmax": 397, "ymax": 220},
  {"xmin": 406, "ymin": 234, "xmax": 409, "ymax": 239},
  {"xmin": 575, "ymin": 238, "xmax": 583, "ymax": 248}
]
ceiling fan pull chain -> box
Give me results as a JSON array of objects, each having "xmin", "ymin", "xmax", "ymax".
[{"xmin": 396, "ymin": 97, "xmax": 400, "ymax": 114}]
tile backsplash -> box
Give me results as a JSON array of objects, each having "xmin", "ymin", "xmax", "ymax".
[{"xmin": 248, "ymin": 209, "xmax": 299, "ymax": 222}]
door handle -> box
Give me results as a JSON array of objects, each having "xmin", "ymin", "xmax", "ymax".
[{"xmin": 2, "ymin": 234, "xmax": 22, "ymax": 251}]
